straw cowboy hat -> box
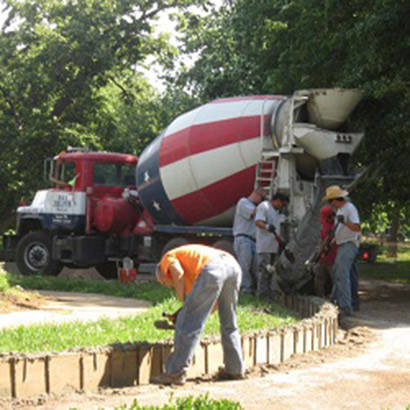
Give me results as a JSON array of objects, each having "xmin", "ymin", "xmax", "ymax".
[{"xmin": 322, "ymin": 185, "xmax": 349, "ymax": 201}]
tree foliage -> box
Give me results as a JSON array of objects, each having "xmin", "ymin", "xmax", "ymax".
[
  {"xmin": 170, "ymin": 0, "xmax": 410, "ymax": 233},
  {"xmin": 1, "ymin": 0, "xmax": 409, "ymax": 239},
  {"xmin": 0, "ymin": 0, "xmax": 207, "ymax": 230}
]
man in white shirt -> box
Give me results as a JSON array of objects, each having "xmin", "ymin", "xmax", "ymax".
[
  {"xmin": 322, "ymin": 185, "xmax": 361, "ymax": 317},
  {"xmin": 233, "ymin": 187, "xmax": 266, "ymax": 294},
  {"xmin": 255, "ymin": 193, "xmax": 289, "ymax": 300}
]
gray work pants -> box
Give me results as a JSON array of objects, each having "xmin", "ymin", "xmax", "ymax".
[
  {"xmin": 257, "ymin": 252, "xmax": 277, "ymax": 300},
  {"xmin": 234, "ymin": 236, "xmax": 257, "ymax": 294}
]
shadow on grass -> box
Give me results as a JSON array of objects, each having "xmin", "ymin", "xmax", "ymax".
[
  {"xmin": 238, "ymin": 293, "xmax": 297, "ymax": 317},
  {"xmin": 360, "ymin": 261, "xmax": 410, "ymax": 283}
]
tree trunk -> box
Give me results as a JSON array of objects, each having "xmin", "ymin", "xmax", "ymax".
[{"xmin": 387, "ymin": 207, "xmax": 400, "ymax": 258}]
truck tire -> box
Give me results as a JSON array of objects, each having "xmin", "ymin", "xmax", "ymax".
[
  {"xmin": 161, "ymin": 237, "xmax": 188, "ymax": 256},
  {"xmin": 96, "ymin": 262, "xmax": 118, "ymax": 280},
  {"xmin": 16, "ymin": 231, "xmax": 63, "ymax": 276},
  {"xmin": 213, "ymin": 238, "xmax": 234, "ymax": 255}
]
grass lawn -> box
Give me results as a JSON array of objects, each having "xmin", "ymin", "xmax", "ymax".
[
  {"xmin": 360, "ymin": 243, "xmax": 410, "ymax": 283},
  {"xmin": 0, "ymin": 267, "xmax": 298, "ymax": 354},
  {"xmin": 114, "ymin": 395, "xmax": 242, "ymax": 410}
]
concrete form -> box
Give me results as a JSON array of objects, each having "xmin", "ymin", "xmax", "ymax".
[{"xmin": 0, "ymin": 295, "xmax": 338, "ymax": 398}]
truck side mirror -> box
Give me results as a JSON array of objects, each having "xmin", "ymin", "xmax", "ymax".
[{"xmin": 43, "ymin": 158, "xmax": 52, "ymax": 184}]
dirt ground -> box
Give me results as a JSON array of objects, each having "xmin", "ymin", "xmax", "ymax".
[
  {"xmin": 1, "ymin": 279, "xmax": 410, "ymax": 410},
  {"xmin": 0, "ymin": 289, "xmax": 47, "ymax": 313}
]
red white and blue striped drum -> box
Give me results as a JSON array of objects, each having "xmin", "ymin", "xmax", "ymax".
[{"xmin": 136, "ymin": 95, "xmax": 285, "ymax": 227}]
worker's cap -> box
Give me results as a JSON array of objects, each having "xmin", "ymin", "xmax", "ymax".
[
  {"xmin": 321, "ymin": 185, "xmax": 349, "ymax": 201},
  {"xmin": 320, "ymin": 205, "xmax": 334, "ymax": 216},
  {"xmin": 272, "ymin": 192, "xmax": 289, "ymax": 203}
]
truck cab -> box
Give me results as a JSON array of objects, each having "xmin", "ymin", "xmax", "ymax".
[{"xmin": 6, "ymin": 148, "xmax": 138, "ymax": 277}]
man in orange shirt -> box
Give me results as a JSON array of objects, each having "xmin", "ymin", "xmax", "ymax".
[{"xmin": 152, "ymin": 244, "xmax": 244, "ymax": 385}]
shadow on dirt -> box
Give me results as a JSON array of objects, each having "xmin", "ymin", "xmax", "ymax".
[{"xmin": 342, "ymin": 281, "xmax": 410, "ymax": 330}]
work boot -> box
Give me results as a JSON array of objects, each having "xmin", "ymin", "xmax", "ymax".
[
  {"xmin": 215, "ymin": 367, "xmax": 246, "ymax": 381},
  {"xmin": 151, "ymin": 371, "xmax": 186, "ymax": 386},
  {"xmin": 338, "ymin": 310, "xmax": 353, "ymax": 329}
]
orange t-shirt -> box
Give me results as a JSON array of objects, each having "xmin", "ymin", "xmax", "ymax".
[{"xmin": 159, "ymin": 244, "xmax": 224, "ymax": 295}]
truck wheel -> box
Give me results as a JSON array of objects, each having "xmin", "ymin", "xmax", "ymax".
[
  {"xmin": 213, "ymin": 238, "xmax": 234, "ymax": 255},
  {"xmin": 16, "ymin": 231, "xmax": 63, "ymax": 276},
  {"xmin": 161, "ymin": 237, "xmax": 188, "ymax": 256},
  {"xmin": 96, "ymin": 262, "xmax": 118, "ymax": 280}
]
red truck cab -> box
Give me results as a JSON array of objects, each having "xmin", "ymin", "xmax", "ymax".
[{"xmin": 7, "ymin": 148, "xmax": 140, "ymax": 278}]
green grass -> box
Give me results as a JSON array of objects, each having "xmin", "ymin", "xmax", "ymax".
[
  {"xmin": 113, "ymin": 395, "xmax": 243, "ymax": 409},
  {"xmin": 0, "ymin": 273, "xmax": 11, "ymax": 293},
  {"xmin": 0, "ymin": 268, "xmax": 297, "ymax": 354},
  {"xmin": 5, "ymin": 271, "xmax": 173, "ymax": 302},
  {"xmin": 360, "ymin": 244, "xmax": 410, "ymax": 283}
]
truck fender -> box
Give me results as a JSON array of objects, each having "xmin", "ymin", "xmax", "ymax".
[
  {"xmin": 15, "ymin": 231, "xmax": 63, "ymax": 276},
  {"xmin": 17, "ymin": 216, "xmax": 46, "ymax": 236}
]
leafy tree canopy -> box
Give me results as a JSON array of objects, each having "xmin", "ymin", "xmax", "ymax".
[
  {"xmin": 0, "ymin": 0, "xmax": 208, "ymax": 229},
  {"xmin": 169, "ymin": 0, "xmax": 410, "ymax": 232}
]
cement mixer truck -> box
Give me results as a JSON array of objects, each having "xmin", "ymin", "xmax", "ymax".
[{"xmin": 3, "ymin": 88, "xmax": 364, "ymax": 288}]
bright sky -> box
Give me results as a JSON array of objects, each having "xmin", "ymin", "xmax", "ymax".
[
  {"xmin": 0, "ymin": 2, "xmax": 6, "ymax": 27},
  {"xmin": 146, "ymin": 2, "xmax": 223, "ymax": 92}
]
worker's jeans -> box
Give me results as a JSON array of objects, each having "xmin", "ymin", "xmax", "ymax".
[
  {"xmin": 331, "ymin": 242, "xmax": 359, "ymax": 314},
  {"xmin": 234, "ymin": 236, "xmax": 257, "ymax": 294},
  {"xmin": 166, "ymin": 254, "xmax": 244, "ymax": 375},
  {"xmin": 314, "ymin": 260, "xmax": 334, "ymax": 298},
  {"xmin": 257, "ymin": 252, "xmax": 277, "ymax": 300},
  {"xmin": 350, "ymin": 254, "xmax": 359, "ymax": 309}
]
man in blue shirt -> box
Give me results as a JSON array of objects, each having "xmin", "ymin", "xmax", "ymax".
[{"xmin": 233, "ymin": 187, "xmax": 266, "ymax": 294}]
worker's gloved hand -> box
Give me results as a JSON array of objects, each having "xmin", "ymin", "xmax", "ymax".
[
  {"xmin": 163, "ymin": 307, "xmax": 182, "ymax": 325},
  {"xmin": 266, "ymin": 224, "xmax": 276, "ymax": 233},
  {"xmin": 337, "ymin": 215, "xmax": 345, "ymax": 224}
]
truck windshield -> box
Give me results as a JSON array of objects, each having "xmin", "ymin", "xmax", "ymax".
[
  {"xmin": 50, "ymin": 160, "xmax": 76, "ymax": 186},
  {"xmin": 93, "ymin": 163, "xmax": 136, "ymax": 187}
]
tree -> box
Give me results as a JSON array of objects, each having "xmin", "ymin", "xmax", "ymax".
[
  {"xmin": 170, "ymin": 0, "xmax": 410, "ymax": 246},
  {"xmin": 0, "ymin": 0, "xmax": 208, "ymax": 232}
]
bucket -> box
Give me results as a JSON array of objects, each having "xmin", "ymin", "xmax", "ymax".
[{"xmin": 119, "ymin": 257, "xmax": 137, "ymax": 282}]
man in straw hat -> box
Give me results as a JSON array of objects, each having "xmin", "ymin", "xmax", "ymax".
[
  {"xmin": 322, "ymin": 185, "xmax": 361, "ymax": 318},
  {"xmin": 152, "ymin": 244, "xmax": 244, "ymax": 385}
]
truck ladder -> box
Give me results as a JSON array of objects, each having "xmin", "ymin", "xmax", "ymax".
[{"xmin": 254, "ymin": 149, "xmax": 279, "ymax": 199}]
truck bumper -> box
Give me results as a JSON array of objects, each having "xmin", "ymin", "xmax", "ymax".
[{"xmin": 1, "ymin": 234, "xmax": 19, "ymax": 262}]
